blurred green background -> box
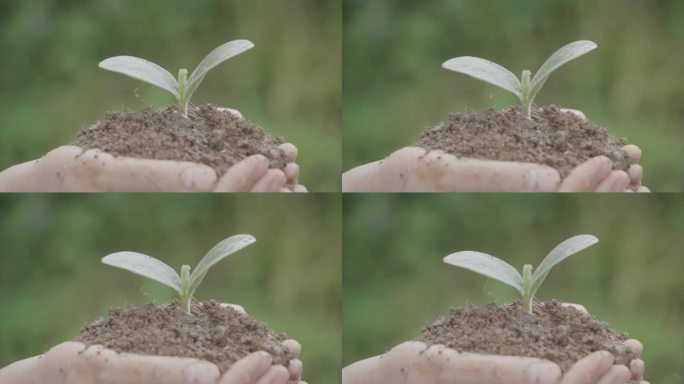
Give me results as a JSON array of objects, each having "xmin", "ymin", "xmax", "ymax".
[
  {"xmin": 343, "ymin": 0, "xmax": 684, "ymax": 191},
  {"xmin": 0, "ymin": 0, "xmax": 341, "ymax": 191},
  {"xmin": 0, "ymin": 194, "xmax": 341, "ymax": 383},
  {"xmin": 343, "ymin": 194, "xmax": 684, "ymax": 383}
]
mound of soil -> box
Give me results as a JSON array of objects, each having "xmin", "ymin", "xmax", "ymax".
[
  {"xmin": 416, "ymin": 300, "xmax": 635, "ymax": 373},
  {"xmin": 416, "ymin": 106, "xmax": 633, "ymax": 177},
  {"xmin": 75, "ymin": 300, "xmax": 293, "ymax": 372},
  {"xmin": 72, "ymin": 104, "xmax": 287, "ymax": 175}
]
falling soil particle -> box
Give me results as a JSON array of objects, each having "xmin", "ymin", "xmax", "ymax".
[
  {"xmin": 72, "ymin": 104, "xmax": 288, "ymax": 175},
  {"xmin": 416, "ymin": 300, "xmax": 636, "ymax": 374},
  {"xmin": 75, "ymin": 300, "xmax": 293, "ymax": 372},
  {"xmin": 416, "ymin": 106, "xmax": 633, "ymax": 178}
]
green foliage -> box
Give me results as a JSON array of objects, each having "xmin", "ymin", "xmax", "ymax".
[
  {"xmin": 102, "ymin": 234, "xmax": 256, "ymax": 313},
  {"xmin": 100, "ymin": 40, "xmax": 254, "ymax": 116},
  {"xmin": 343, "ymin": 194, "xmax": 684, "ymax": 383},
  {"xmin": 444, "ymin": 234, "xmax": 598, "ymax": 313},
  {"xmin": 0, "ymin": 194, "xmax": 341, "ymax": 383},
  {"xmin": 443, "ymin": 41, "xmax": 596, "ymax": 118}
]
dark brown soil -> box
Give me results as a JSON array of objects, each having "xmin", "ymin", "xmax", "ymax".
[
  {"xmin": 416, "ymin": 300, "xmax": 635, "ymax": 373},
  {"xmin": 416, "ymin": 106, "xmax": 633, "ymax": 177},
  {"xmin": 75, "ymin": 300, "xmax": 294, "ymax": 372},
  {"xmin": 72, "ymin": 104, "xmax": 288, "ymax": 175}
]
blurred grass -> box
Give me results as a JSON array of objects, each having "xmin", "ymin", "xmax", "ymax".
[
  {"xmin": 343, "ymin": 0, "xmax": 684, "ymax": 191},
  {"xmin": 0, "ymin": 194, "xmax": 341, "ymax": 384},
  {"xmin": 0, "ymin": 0, "xmax": 341, "ymax": 191},
  {"xmin": 343, "ymin": 194, "xmax": 684, "ymax": 383}
]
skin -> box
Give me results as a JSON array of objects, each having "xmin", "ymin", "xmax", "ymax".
[
  {"xmin": 342, "ymin": 304, "xmax": 647, "ymax": 384},
  {"xmin": 0, "ymin": 109, "xmax": 307, "ymax": 193},
  {"xmin": 0, "ymin": 304, "xmax": 306, "ymax": 384},
  {"xmin": 342, "ymin": 110, "xmax": 649, "ymax": 193}
]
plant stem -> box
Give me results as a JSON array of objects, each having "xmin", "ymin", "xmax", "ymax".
[
  {"xmin": 521, "ymin": 264, "xmax": 533, "ymax": 314},
  {"xmin": 520, "ymin": 70, "xmax": 532, "ymax": 119},
  {"xmin": 179, "ymin": 265, "xmax": 191, "ymax": 314},
  {"xmin": 177, "ymin": 68, "xmax": 189, "ymax": 117}
]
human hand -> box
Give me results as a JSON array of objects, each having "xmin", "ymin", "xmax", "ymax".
[
  {"xmin": 0, "ymin": 304, "xmax": 305, "ymax": 384},
  {"xmin": 342, "ymin": 110, "xmax": 647, "ymax": 192},
  {"xmin": 343, "ymin": 302, "xmax": 645, "ymax": 384},
  {"xmin": 0, "ymin": 109, "xmax": 306, "ymax": 192},
  {"xmin": 342, "ymin": 340, "xmax": 645, "ymax": 384}
]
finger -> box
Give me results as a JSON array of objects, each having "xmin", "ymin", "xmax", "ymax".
[
  {"xmin": 283, "ymin": 163, "xmax": 300, "ymax": 185},
  {"xmin": 45, "ymin": 146, "xmax": 218, "ymax": 192},
  {"xmin": 622, "ymin": 145, "xmax": 641, "ymax": 162},
  {"xmin": 220, "ymin": 351, "xmax": 272, "ymax": 384},
  {"xmin": 250, "ymin": 169, "xmax": 287, "ymax": 192},
  {"xmin": 636, "ymin": 186, "xmax": 650, "ymax": 192},
  {"xmin": 396, "ymin": 342, "xmax": 561, "ymax": 384},
  {"xmin": 562, "ymin": 351, "xmax": 613, "ymax": 384},
  {"xmin": 558, "ymin": 156, "xmax": 613, "ymax": 192},
  {"xmin": 629, "ymin": 359, "xmax": 644, "ymax": 381},
  {"xmin": 560, "ymin": 108, "xmax": 587, "ymax": 119},
  {"xmin": 594, "ymin": 170, "xmax": 630, "ymax": 192},
  {"xmin": 0, "ymin": 355, "xmax": 42, "ymax": 384},
  {"xmin": 277, "ymin": 143, "xmax": 298, "ymax": 162},
  {"xmin": 282, "ymin": 339, "xmax": 302, "ymax": 356},
  {"xmin": 596, "ymin": 365, "xmax": 631, "ymax": 384},
  {"xmin": 562, "ymin": 302, "xmax": 588, "ymax": 314},
  {"xmin": 287, "ymin": 359, "xmax": 303, "ymax": 381},
  {"xmin": 416, "ymin": 150, "xmax": 561, "ymax": 192},
  {"xmin": 217, "ymin": 107, "xmax": 244, "ymax": 119},
  {"xmin": 218, "ymin": 302, "xmax": 247, "ymax": 315},
  {"xmin": 215, "ymin": 155, "xmax": 269, "ymax": 192},
  {"xmin": 50, "ymin": 342, "xmax": 220, "ymax": 384},
  {"xmin": 626, "ymin": 164, "xmax": 643, "ymax": 187},
  {"xmin": 623, "ymin": 339, "xmax": 643, "ymax": 356},
  {"xmin": 279, "ymin": 187, "xmax": 292, "ymax": 193},
  {"xmin": 255, "ymin": 365, "xmax": 289, "ymax": 384},
  {"xmin": 293, "ymin": 184, "xmax": 308, "ymax": 192}
]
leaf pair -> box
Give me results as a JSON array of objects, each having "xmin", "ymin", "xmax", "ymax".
[
  {"xmin": 442, "ymin": 40, "xmax": 597, "ymax": 118},
  {"xmin": 102, "ymin": 234, "xmax": 256, "ymax": 314},
  {"xmin": 99, "ymin": 40, "xmax": 254, "ymax": 117},
  {"xmin": 443, "ymin": 234, "xmax": 598, "ymax": 313}
]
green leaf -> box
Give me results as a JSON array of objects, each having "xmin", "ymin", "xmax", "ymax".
[
  {"xmin": 529, "ymin": 234, "xmax": 598, "ymax": 297},
  {"xmin": 442, "ymin": 57, "xmax": 522, "ymax": 97},
  {"xmin": 186, "ymin": 40, "xmax": 255, "ymax": 101},
  {"xmin": 102, "ymin": 252, "xmax": 181, "ymax": 292},
  {"xmin": 443, "ymin": 251, "xmax": 523, "ymax": 291},
  {"xmin": 529, "ymin": 40, "xmax": 597, "ymax": 102},
  {"xmin": 188, "ymin": 234, "xmax": 256, "ymax": 298},
  {"xmin": 99, "ymin": 56, "xmax": 178, "ymax": 96}
]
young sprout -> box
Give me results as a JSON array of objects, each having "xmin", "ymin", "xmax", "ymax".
[
  {"xmin": 99, "ymin": 40, "xmax": 254, "ymax": 117},
  {"xmin": 442, "ymin": 40, "xmax": 597, "ymax": 119},
  {"xmin": 101, "ymin": 234, "xmax": 256, "ymax": 314},
  {"xmin": 443, "ymin": 234, "xmax": 598, "ymax": 314}
]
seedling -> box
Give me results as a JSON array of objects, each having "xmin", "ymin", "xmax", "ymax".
[
  {"xmin": 442, "ymin": 40, "xmax": 597, "ymax": 119},
  {"xmin": 101, "ymin": 234, "xmax": 256, "ymax": 314},
  {"xmin": 99, "ymin": 40, "xmax": 254, "ymax": 117},
  {"xmin": 443, "ymin": 234, "xmax": 598, "ymax": 314}
]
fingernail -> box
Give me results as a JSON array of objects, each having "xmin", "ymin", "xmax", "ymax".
[
  {"xmin": 185, "ymin": 363, "xmax": 219, "ymax": 383},
  {"xmin": 527, "ymin": 362, "xmax": 560, "ymax": 383},
  {"xmin": 182, "ymin": 166, "xmax": 215, "ymax": 191},
  {"xmin": 526, "ymin": 168, "xmax": 559, "ymax": 192}
]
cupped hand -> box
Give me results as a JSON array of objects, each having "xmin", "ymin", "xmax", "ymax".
[
  {"xmin": 342, "ymin": 145, "xmax": 646, "ymax": 192},
  {"xmin": 0, "ymin": 304, "xmax": 305, "ymax": 384},
  {"xmin": 0, "ymin": 108, "xmax": 306, "ymax": 192},
  {"xmin": 342, "ymin": 340, "xmax": 646, "ymax": 384},
  {"xmin": 342, "ymin": 109, "xmax": 648, "ymax": 192}
]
